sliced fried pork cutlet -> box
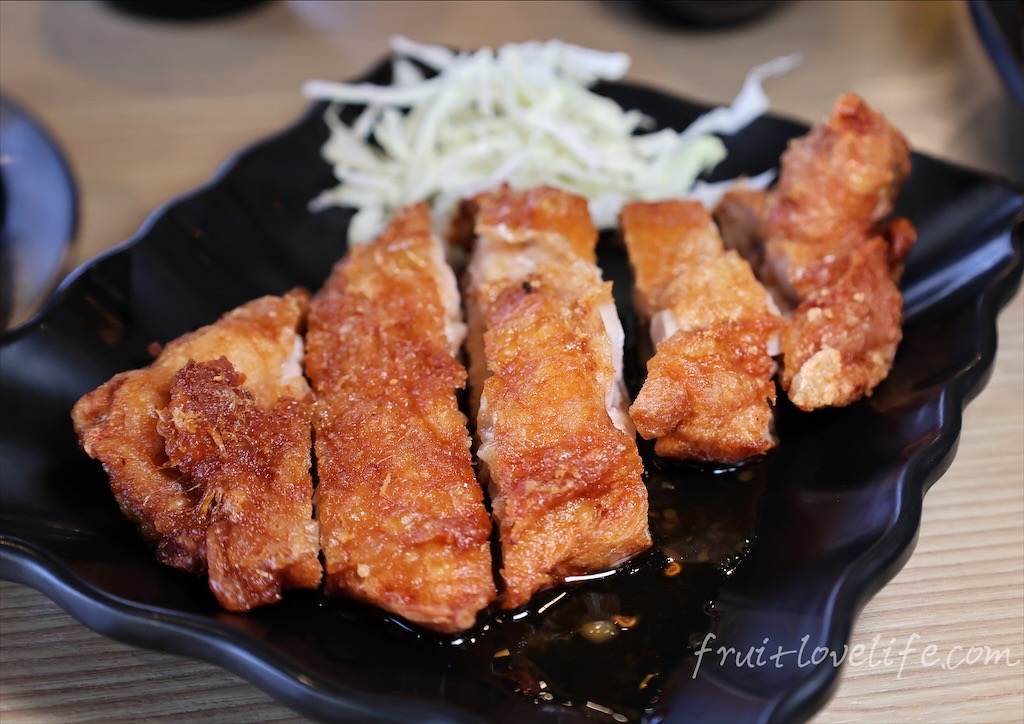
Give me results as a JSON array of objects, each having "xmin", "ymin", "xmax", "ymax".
[
  {"xmin": 305, "ymin": 203, "xmax": 495, "ymax": 634},
  {"xmin": 71, "ymin": 290, "xmax": 321, "ymax": 611},
  {"xmin": 715, "ymin": 93, "xmax": 916, "ymax": 411},
  {"xmin": 716, "ymin": 93, "xmax": 912, "ymax": 304},
  {"xmin": 451, "ymin": 185, "xmax": 600, "ymax": 424},
  {"xmin": 458, "ymin": 185, "xmax": 650, "ymax": 610},
  {"xmin": 621, "ymin": 200, "xmax": 781, "ymax": 464}
]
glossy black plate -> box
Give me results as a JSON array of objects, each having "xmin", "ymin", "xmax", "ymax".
[{"xmin": 1, "ymin": 58, "xmax": 1021, "ymax": 723}]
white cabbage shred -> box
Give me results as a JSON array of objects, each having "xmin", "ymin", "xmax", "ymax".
[{"xmin": 303, "ymin": 36, "xmax": 799, "ymax": 244}]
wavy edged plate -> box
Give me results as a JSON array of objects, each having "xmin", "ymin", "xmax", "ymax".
[{"xmin": 1, "ymin": 58, "xmax": 1022, "ymax": 723}]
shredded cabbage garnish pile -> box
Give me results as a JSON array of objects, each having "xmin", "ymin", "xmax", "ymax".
[{"xmin": 303, "ymin": 37, "xmax": 799, "ymax": 244}]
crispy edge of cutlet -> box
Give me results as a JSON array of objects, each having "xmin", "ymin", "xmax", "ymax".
[{"xmin": 160, "ymin": 356, "xmax": 321, "ymax": 611}]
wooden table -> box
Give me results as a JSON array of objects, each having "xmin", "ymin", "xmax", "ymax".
[{"xmin": 1, "ymin": 1, "xmax": 1021, "ymax": 721}]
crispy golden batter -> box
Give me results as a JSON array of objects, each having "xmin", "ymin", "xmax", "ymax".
[
  {"xmin": 781, "ymin": 238, "xmax": 904, "ymax": 410},
  {"xmin": 306, "ymin": 203, "xmax": 495, "ymax": 633},
  {"xmin": 660, "ymin": 253, "xmax": 782, "ymax": 336},
  {"xmin": 621, "ymin": 200, "xmax": 780, "ymax": 463},
  {"xmin": 71, "ymin": 291, "xmax": 320, "ymax": 610},
  {"xmin": 718, "ymin": 93, "xmax": 912, "ymax": 305},
  {"xmin": 480, "ymin": 263, "xmax": 650, "ymax": 609},
  {"xmin": 768, "ymin": 93, "xmax": 910, "ymax": 239},
  {"xmin": 451, "ymin": 184, "xmax": 598, "ymax": 263},
  {"xmin": 715, "ymin": 93, "xmax": 916, "ymax": 410},
  {"xmin": 160, "ymin": 357, "xmax": 321, "ymax": 611},
  {"xmin": 630, "ymin": 320, "xmax": 779, "ymax": 461},
  {"xmin": 461, "ymin": 186, "xmax": 649, "ymax": 609},
  {"xmin": 455, "ymin": 185, "xmax": 601, "ymax": 423},
  {"xmin": 619, "ymin": 199, "xmax": 722, "ymax": 321}
]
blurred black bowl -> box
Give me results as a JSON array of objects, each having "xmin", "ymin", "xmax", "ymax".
[
  {"xmin": 103, "ymin": 1, "xmax": 267, "ymax": 21},
  {"xmin": 640, "ymin": 0, "xmax": 783, "ymax": 27},
  {"xmin": 969, "ymin": 0, "xmax": 1024, "ymax": 104},
  {"xmin": 0, "ymin": 95, "xmax": 77, "ymax": 330}
]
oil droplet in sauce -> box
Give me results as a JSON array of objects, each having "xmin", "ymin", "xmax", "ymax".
[{"xmin": 578, "ymin": 619, "xmax": 620, "ymax": 644}]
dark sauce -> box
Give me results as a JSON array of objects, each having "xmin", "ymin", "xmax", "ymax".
[{"xmin": 463, "ymin": 457, "xmax": 767, "ymax": 722}]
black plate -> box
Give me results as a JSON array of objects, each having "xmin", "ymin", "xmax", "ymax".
[{"xmin": 1, "ymin": 59, "xmax": 1022, "ymax": 723}]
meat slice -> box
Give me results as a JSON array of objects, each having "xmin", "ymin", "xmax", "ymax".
[
  {"xmin": 716, "ymin": 93, "xmax": 916, "ymax": 410},
  {"xmin": 305, "ymin": 202, "xmax": 495, "ymax": 633},
  {"xmin": 630, "ymin": 320, "xmax": 779, "ymax": 462},
  {"xmin": 621, "ymin": 200, "xmax": 781, "ymax": 463},
  {"xmin": 780, "ymin": 237, "xmax": 905, "ymax": 410},
  {"xmin": 160, "ymin": 357, "xmax": 320, "ymax": 611},
  {"xmin": 71, "ymin": 290, "xmax": 321, "ymax": 611},
  {"xmin": 452, "ymin": 185, "xmax": 601, "ymax": 424},
  {"xmin": 457, "ymin": 185, "xmax": 650, "ymax": 610}
]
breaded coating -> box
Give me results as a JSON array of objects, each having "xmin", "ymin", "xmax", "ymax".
[
  {"xmin": 306, "ymin": 203, "xmax": 495, "ymax": 634},
  {"xmin": 715, "ymin": 93, "xmax": 916, "ymax": 410},
  {"xmin": 781, "ymin": 238, "xmax": 904, "ymax": 410},
  {"xmin": 630, "ymin": 320, "xmax": 779, "ymax": 462},
  {"xmin": 460, "ymin": 186, "xmax": 650, "ymax": 609},
  {"xmin": 451, "ymin": 184, "xmax": 598, "ymax": 263},
  {"xmin": 621, "ymin": 200, "xmax": 781, "ymax": 463},
  {"xmin": 71, "ymin": 291, "xmax": 320, "ymax": 610},
  {"xmin": 454, "ymin": 185, "xmax": 602, "ymax": 423},
  {"xmin": 660, "ymin": 253, "xmax": 783, "ymax": 337},
  {"xmin": 718, "ymin": 93, "xmax": 912, "ymax": 305},
  {"xmin": 480, "ymin": 264, "xmax": 649, "ymax": 609},
  {"xmin": 160, "ymin": 357, "xmax": 321, "ymax": 611},
  {"xmin": 621, "ymin": 199, "xmax": 723, "ymax": 322},
  {"xmin": 767, "ymin": 93, "xmax": 910, "ymax": 242}
]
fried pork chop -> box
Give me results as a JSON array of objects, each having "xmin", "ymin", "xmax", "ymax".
[
  {"xmin": 456, "ymin": 185, "xmax": 650, "ymax": 609},
  {"xmin": 621, "ymin": 200, "xmax": 781, "ymax": 463},
  {"xmin": 71, "ymin": 290, "xmax": 321, "ymax": 611},
  {"xmin": 452, "ymin": 185, "xmax": 601, "ymax": 425},
  {"xmin": 715, "ymin": 93, "xmax": 916, "ymax": 410},
  {"xmin": 305, "ymin": 203, "xmax": 495, "ymax": 633}
]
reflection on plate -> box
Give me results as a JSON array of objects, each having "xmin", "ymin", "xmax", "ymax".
[
  {"xmin": 0, "ymin": 58, "xmax": 1021, "ymax": 723},
  {"xmin": 0, "ymin": 95, "xmax": 78, "ymax": 330}
]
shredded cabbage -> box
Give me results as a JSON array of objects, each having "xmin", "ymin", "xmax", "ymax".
[{"xmin": 303, "ymin": 37, "xmax": 799, "ymax": 244}]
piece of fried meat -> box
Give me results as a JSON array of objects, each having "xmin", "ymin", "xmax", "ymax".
[
  {"xmin": 456, "ymin": 186, "xmax": 650, "ymax": 609},
  {"xmin": 715, "ymin": 93, "xmax": 916, "ymax": 410},
  {"xmin": 71, "ymin": 290, "xmax": 321, "ymax": 611},
  {"xmin": 621, "ymin": 200, "xmax": 781, "ymax": 463},
  {"xmin": 305, "ymin": 202, "xmax": 495, "ymax": 633}
]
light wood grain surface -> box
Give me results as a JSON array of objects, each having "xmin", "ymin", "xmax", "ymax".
[{"xmin": 1, "ymin": 1, "xmax": 1021, "ymax": 722}]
